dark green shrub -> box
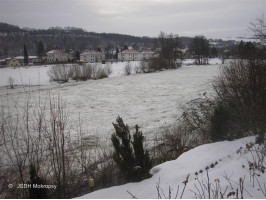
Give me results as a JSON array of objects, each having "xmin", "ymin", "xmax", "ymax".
[{"xmin": 210, "ymin": 103, "xmax": 230, "ymax": 142}]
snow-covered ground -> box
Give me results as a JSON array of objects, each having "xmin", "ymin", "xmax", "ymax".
[
  {"xmin": 0, "ymin": 65, "xmax": 52, "ymax": 86},
  {"xmin": 0, "ymin": 59, "xmax": 222, "ymax": 87},
  {"xmin": 78, "ymin": 136, "xmax": 266, "ymax": 199},
  {"xmin": 0, "ymin": 59, "xmax": 221, "ymax": 141},
  {"xmin": 0, "ymin": 61, "xmax": 136, "ymax": 87},
  {"xmin": 4, "ymin": 59, "xmax": 263, "ymax": 199}
]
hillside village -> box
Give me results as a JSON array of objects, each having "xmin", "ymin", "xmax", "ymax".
[
  {"xmin": 2, "ymin": 46, "xmax": 191, "ymax": 67},
  {"xmin": 0, "ymin": 22, "xmax": 250, "ymax": 68}
]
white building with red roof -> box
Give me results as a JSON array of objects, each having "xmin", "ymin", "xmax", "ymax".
[
  {"xmin": 46, "ymin": 48, "xmax": 74, "ymax": 63},
  {"xmin": 141, "ymin": 50, "xmax": 155, "ymax": 60},
  {"xmin": 118, "ymin": 49, "xmax": 155, "ymax": 61},
  {"xmin": 80, "ymin": 50, "xmax": 105, "ymax": 63},
  {"xmin": 118, "ymin": 49, "xmax": 141, "ymax": 61}
]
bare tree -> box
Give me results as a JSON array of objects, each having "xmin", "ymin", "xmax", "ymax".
[
  {"xmin": 158, "ymin": 32, "xmax": 180, "ymax": 68},
  {"xmin": 44, "ymin": 92, "xmax": 71, "ymax": 198},
  {"xmin": 191, "ymin": 35, "xmax": 209, "ymax": 65},
  {"xmin": 0, "ymin": 93, "xmax": 44, "ymax": 198},
  {"xmin": 249, "ymin": 15, "xmax": 266, "ymax": 44},
  {"xmin": 0, "ymin": 87, "xmax": 125, "ymax": 198}
]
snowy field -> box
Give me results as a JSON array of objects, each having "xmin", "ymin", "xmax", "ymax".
[
  {"xmin": 0, "ymin": 62, "xmax": 136, "ymax": 87},
  {"xmin": 78, "ymin": 136, "xmax": 266, "ymax": 199},
  {"xmin": 0, "ymin": 59, "xmax": 222, "ymax": 141},
  {"xmin": 0, "ymin": 59, "xmax": 222, "ymax": 87}
]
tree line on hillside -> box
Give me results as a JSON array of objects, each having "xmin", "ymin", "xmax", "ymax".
[
  {"xmin": 0, "ymin": 22, "xmax": 240, "ymax": 61},
  {"xmin": 2, "ymin": 20, "xmax": 265, "ymax": 75},
  {"xmin": 0, "ymin": 22, "xmax": 155, "ymax": 58}
]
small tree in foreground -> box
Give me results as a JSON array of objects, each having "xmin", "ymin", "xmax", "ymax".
[
  {"xmin": 210, "ymin": 103, "xmax": 230, "ymax": 142},
  {"xmin": 111, "ymin": 116, "xmax": 152, "ymax": 182}
]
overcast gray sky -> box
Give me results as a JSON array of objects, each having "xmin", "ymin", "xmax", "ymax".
[{"xmin": 0, "ymin": 0, "xmax": 265, "ymax": 39}]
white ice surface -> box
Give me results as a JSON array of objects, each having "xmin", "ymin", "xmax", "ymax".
[{"xmin": 0, "ymin": 61, "xmax": 221, "ymax": 141}]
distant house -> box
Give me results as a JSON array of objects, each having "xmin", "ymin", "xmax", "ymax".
[
  {"xmin": 118, "ymin": 49, "xmax": 156, "ymax": 61},
  {"xmin": 0, "ymin": 59, "xmax": 5, "ymax": 66},
  {"xmin": 13, "ymin": 56, "xmax": 43, "ymax": 64},
  {"xmin": 6, "ymin": 57, "xmax": 20, "ymax": 67},
  {"xmin": 118, "ymin": 49, "xmax": 141, "ymax": 61},
  {"xmin": 29, "ymin": 56, "xmax": 43, "ymax": 64},
  {"xmin": 46, "ymin": 48, "xmax": 74, "ymax": 63},
  {"xmin": 11, "ymin": 56, "xmax": 24, "ymax": 64},
  {"xmin": 141, "ymin": 50, "xmax": 155, "ymax": 60},
  {"xmin": 80, "ymin": 50, "xmax": 105, "ymax": 63},
  {"xmin": 176, "ymin": 47, "xmax": 191, "ymax": 59},
  {"xmin": 182, "ymin": 48, "xmax": 191, "ymax": 59}
]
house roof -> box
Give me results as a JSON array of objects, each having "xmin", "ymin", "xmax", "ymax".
[
  {"xmin": 141, "ymin": 50, "xmax": 154, "ymax": 53},
  {"xmin": 120, "ymin": 49, "xmax": 140, "ymax": 54},
  {"xmin": 46, "ymin": 48, "xmax": 66, "ymax": 54},
  {"xmin": 81, "ymin": 50, "xmax": 104, "ymax": 55},
  {"xmin": 14, "ymin": 56, "xmax": 39, "ymax": 60},
  {"xmin": 7, "ymin": 57, "xmax": 18, "ymax": 64}
]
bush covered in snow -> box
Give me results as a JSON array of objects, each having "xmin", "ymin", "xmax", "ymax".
[
  {"xmin": 70, "ymin": 64, "xmax": 92, "ymax": 81},
  {"xmin": 91, "ymin": 64, "xmax": 110, "ymax": 79},
  {"xmin": 48, "ymin": 64, "xmax": 71, "ymax": 83},
  {"xmin": 48, "ymin": 63, "xmax": 111, "ymax": 83},
  {"xmin": 137, "ymin": 59, "xmax": 150, "ymax": 73},
  {"xmin": 123, "ymin": 62, "xmax": 132, "ymax": 75}
]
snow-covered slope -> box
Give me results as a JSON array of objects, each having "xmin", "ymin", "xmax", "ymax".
[{"xmin": 78, "ymin": 136, "xmax": 266, "ymax": 199}]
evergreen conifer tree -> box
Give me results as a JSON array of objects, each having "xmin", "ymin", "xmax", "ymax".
[
  {"xmin": 24, "ymin": 44, "xmax": 29, "ymax": 65},
  {"xmin": 37, "ymin": 41, "xmax": 45, "ymax": 59},
  {"xmin": 75, "ymin": 50, "xmax": 80, "ymax": 60},
  {"xmin": 132, "ymin": 125, "xmax": 152, "ymax": 181},
  {"xmin": 111, "ymin": 116, "xmax": 152, "ymax": 182},
  {"xmin": 210, "ymin": 103, "xmax": 230, "ymax": 142}
]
